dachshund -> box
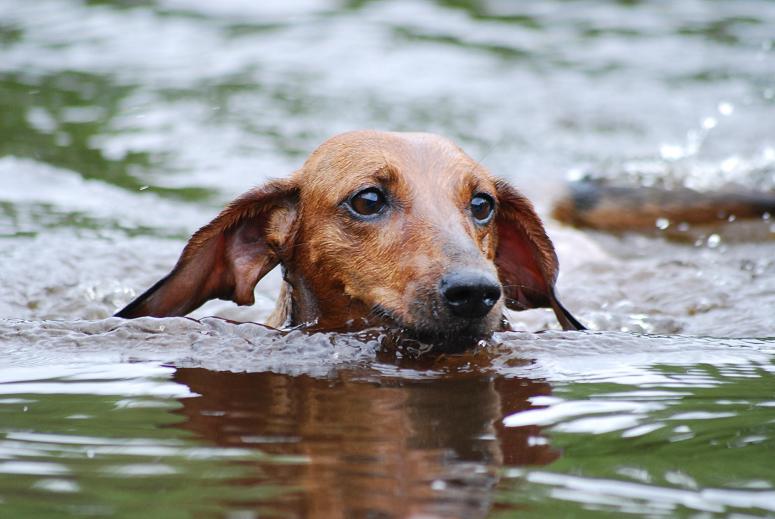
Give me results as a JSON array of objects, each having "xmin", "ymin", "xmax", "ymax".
[{"xmin": 116, "ymin": 130, "xmax": 584, "ymax": 343}]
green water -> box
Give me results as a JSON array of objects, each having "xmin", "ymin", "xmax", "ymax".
[
  {"xmin": 1, "ymin": 0, "xmax": 775, "ymax": 517},
  {"xmin": 1, "ymin": 355, "xmax": 774, "ymax": 518},
  {"xmin": 499, "ymin": 364, "xmax": 775, "ymax": 517}
]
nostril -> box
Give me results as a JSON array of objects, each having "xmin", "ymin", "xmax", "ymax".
[
  {"xmin": 481, "ymin": 284, "xmax": 501, "ymax": 305},
  {"xmin": 441, "ymin": 271, "xmax": 502, "ymax": 319},
  {"xmin": 444, "ymin": 284, "xmax": 473, "ymax": 304}
]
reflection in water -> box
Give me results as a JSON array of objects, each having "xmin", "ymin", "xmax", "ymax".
[{"xmin": 173, "ymin": 367, "xmax": 557, "ymax": 518}]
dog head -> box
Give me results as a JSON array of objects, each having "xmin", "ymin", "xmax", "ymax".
[{"xmin": 117, "ymin": 131, "xmax": 582, "ymax": 339}]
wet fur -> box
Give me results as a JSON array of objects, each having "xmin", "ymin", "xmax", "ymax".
[{"xmin": 117, "ymin": 130, "xmax": 583, "ymax": 338}]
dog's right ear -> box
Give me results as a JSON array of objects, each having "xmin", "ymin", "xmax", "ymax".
[{"xmin": 116, "ymin": 179, "xmax": 299, "ymax": 318}]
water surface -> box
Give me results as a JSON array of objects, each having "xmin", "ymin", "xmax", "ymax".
[{"xmin": 1, "ymin": 0, "xmax": 774, "ymax": 517}]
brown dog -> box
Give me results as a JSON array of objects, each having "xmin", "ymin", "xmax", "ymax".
[{"xmin": 116, "ymin": 130, "xmax": 583, "ymax": 341}]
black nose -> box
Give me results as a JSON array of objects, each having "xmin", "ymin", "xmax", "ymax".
[{"xmin": 440, "ymin": 271, "xmax": 501, "ymax": 319}]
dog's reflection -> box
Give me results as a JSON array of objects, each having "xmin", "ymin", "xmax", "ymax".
[{"xmin": 172, "ymin": 367, "xmax": 557, "ymax": 518}]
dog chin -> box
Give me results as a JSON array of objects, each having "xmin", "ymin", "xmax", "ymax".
[
  {"xmin": 370, "ymin": 305, "xmax": 498, "ymax": 351},
  {"xmin": 376, "ymin": 326, "xmax": 491, "ymax": 355},
  {"xmin": 395, "ymin": 319, "xmax": 497, "ymax": 352}
]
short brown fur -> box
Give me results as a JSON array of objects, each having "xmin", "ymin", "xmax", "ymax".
[{"xmin": 117, "ymin": 130, "xmax": 583, "ymax": 339}]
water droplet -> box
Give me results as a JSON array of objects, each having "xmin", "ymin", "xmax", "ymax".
[
  {"xmin": 727, "ymin": 214, "xmax": 736, "ymax": 222},
  {"xmin": 720, "ymin": 156, "xmax": 739, "ymax": 173},
  {"xmin": 431, "ymin": 480, "xmax": 447, "ymax": 491},
  {"xmin": 718, "ymin": 102, "xmax": 734, "ymax": 116},
  {"xmin": 659, "ymin": 144, "xmax": 684, "ymax": 160},
  {"xmin": 139, "ymin": 185, "xmax": 149, "ymax": 191},
  {"xmin": 566, "ymin": 168, "xmax": 584, "ymax": 181},
  {"xmin": 707, "ymin": 234, "xmax": 721, "ymax": 248},
  {"xmin": 656, "ymin": 218, "xmax": 670, "ymax": 230},
  {"xmin": 701, "ymin": 117, "xmax": 717, "ymax": 129}
]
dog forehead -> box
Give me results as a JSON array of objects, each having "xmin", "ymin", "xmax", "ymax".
[{"xmin": 295, "ymin": 130, "xmax": 489, "ymax": 201}]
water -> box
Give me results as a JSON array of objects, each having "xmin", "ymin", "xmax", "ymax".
[{"xmin": 1, "ymin": 0, "xmax": 775, "ymax": 517}]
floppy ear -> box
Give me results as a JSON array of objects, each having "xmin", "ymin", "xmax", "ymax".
[
  {"xmin": 116, "ymin": 179, "xmax": 299, "ymax": 318},
  {"xmin": 494, "ymin": 179, "xmax": 585, "ymax": 331}
]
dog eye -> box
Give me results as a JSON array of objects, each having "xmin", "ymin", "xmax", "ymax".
[
  {"xmin": 348, "ymin": 188, "xmax": 387, "ymax": 217},
  {"xmin": 470, "ymin": 194, "xmax": 494, "ymax": 223}
]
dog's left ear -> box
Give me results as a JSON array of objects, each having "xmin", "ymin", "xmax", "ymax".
[
  {"xmin": 494, "ymin": 179, "xmax": 585, "ymax": 331},
  {"xmin": 116, "ymin": 179, "xmax": 299, "ymax": 319}
]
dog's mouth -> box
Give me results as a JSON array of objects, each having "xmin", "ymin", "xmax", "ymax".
[
  {"xmin": 369, "ymin": 303, "xmax": 499, "ymax": 352},
  {"xmin": 372, "ymin": 325, "xmax": 497, "ymax": 358}
]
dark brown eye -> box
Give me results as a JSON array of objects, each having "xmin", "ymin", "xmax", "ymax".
[
  {"xmin": 470, "ymin": 194, "xmax": 494, "ymax": 223},
  {"xmin": 348, "ymin": 188, "xmax": 387, "ymax": 217}
]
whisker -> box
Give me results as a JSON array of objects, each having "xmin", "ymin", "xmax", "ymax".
[
  {"xmin": 500, "ymin": 282, "xmax": 534, "ymax": 290},
  {"xmin": 468, "ymin": 140, "xmax": 498, "ymax": 177}
]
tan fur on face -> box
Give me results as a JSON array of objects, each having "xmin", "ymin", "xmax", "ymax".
[
  {"xmin": 282, "ymin": 131, "xmax": 502, "ymax": 333},
  {"xmin": 116, "ymin": 130, "xmax": 584, "ymax": 336}
]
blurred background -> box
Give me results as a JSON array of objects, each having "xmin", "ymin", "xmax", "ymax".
[{"xmin": 1, "ymin": 0, "xmax": 774, "ymax": 333}]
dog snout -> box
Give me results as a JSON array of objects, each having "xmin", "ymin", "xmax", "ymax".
[{"xmin": 440, "ymin": 270, "xmax": 501, "ymax": 319}]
